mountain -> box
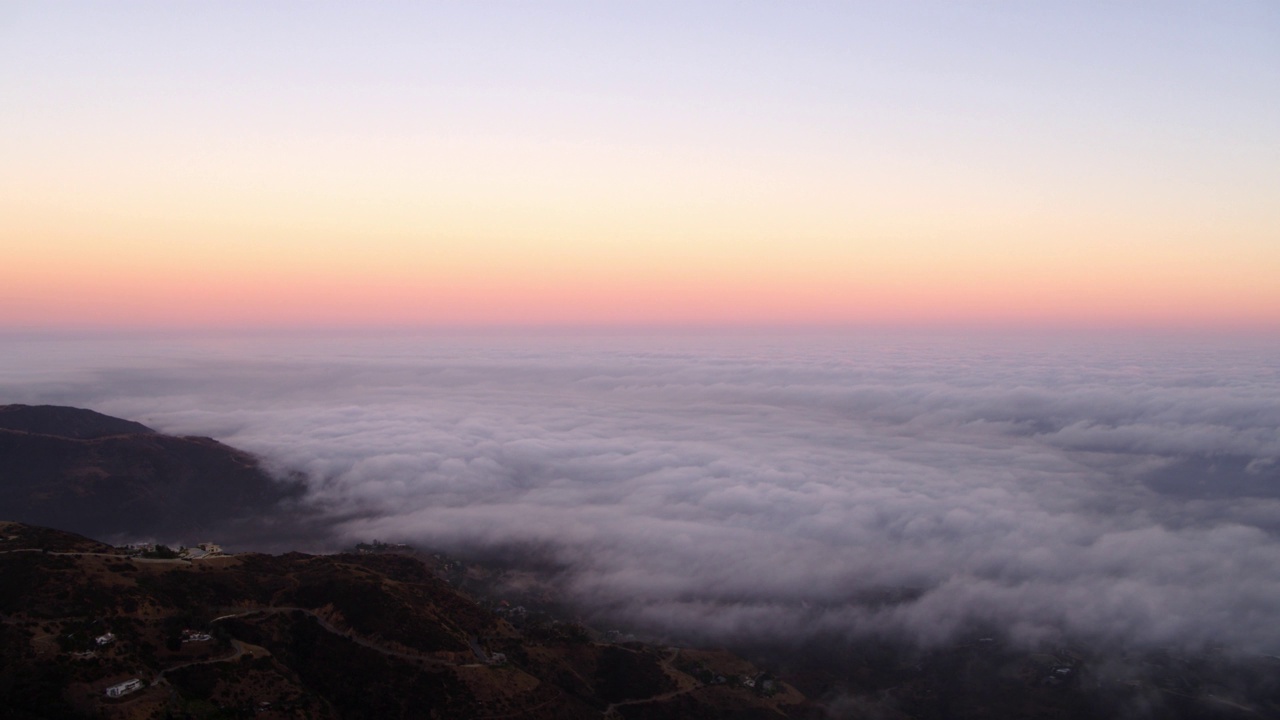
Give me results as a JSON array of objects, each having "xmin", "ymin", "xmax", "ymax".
[
  {"xmin": 0, "ymin": 404, "xmax": 304, "ymax": 542},
  {"xmin": 0, "ymin": 522, "xmax": 812, "ymax": 720}
]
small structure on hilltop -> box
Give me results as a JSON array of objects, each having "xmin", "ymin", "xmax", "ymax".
[
  {"xmin": 353, "ymin": 539, "xmax": 413, "ymax": 554},
  {"xmin": 95, "ymin": 632, "xmax": 115, "ymax": 646}
]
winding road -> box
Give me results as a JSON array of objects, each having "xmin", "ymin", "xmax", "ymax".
[{"xmin": 211, "ymin": 607, "xmax": 455, "ymax": 667}]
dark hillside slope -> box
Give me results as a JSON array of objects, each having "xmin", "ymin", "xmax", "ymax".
[
  {"xmin": 0, "ymin": 404, "xmax": 303, "ymax": 541},
  {"xmin": 0, "ymin": 522, "xmax": 810, "ymax": 720}
]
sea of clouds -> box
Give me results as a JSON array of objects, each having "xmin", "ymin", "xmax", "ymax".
[{"xmin": 3, "ymin": 329, "xmax": 1279, "ymax": 652}]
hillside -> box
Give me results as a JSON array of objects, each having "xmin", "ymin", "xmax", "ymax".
[
  {"xmin": 0, "ymin": 404, "xmax": 305, "ymax": 542},
  {"xmin": 0, "ymin": 522, "xmax": 812, "ymax": 720}
]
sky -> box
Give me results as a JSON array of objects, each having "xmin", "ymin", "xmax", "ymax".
[
  {"xmin": 2, "ymin": 1, "xmax": 1278, "ymax": 330},
  {"xmin": 4, "ymin": 330, "xmax": 1280, "ymax": 653}
]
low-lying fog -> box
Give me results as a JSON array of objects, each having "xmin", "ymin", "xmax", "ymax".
[{"xmin": 5, "ymin": 330, "xmax": 1279, "ymax": 653}]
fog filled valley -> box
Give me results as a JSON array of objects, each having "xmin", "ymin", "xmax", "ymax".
[
  {"xmin": 2, "ymin": 330, "xmax": 1280, "ymax": 717},
  {"xmin": 4, "ymin": 330, "xmax": 1280, "ymax": 717}
]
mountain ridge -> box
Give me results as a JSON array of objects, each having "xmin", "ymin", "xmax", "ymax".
[{"xmin": 0, "ymin": 404, "xmax": 156, "ymax": 439}]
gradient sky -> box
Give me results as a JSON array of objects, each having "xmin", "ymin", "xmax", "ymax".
[{"xmin": 2, "ymin": 1, "xmax": 1278, "ymax": 330}]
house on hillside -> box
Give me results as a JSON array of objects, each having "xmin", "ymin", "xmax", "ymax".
[
  {"xmin": 105, "ymin": 678, "xmax": 143, "ymax": 697},
  {"xmin": 95, "ymin": 632, "xmax": 115, "ymax": 646}
]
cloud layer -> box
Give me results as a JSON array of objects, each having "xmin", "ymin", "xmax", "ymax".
[{"xmin": 4, "ymin": 330, "xmax": 1279, "ymax": 651}]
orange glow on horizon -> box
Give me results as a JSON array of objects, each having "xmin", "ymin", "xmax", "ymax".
[{"xmin": 5, "ymin": 244, "xmax": 1279, "ymax": 331}]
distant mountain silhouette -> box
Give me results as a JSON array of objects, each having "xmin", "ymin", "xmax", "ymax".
[{"xmin": 0, "ymin": 404, "xmax": 304, "ymax": 542}]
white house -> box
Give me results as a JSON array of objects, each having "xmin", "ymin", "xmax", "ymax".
[
  {"xmin": 105, "ymin": 678, "xmax": 143, "ymax": 698},
  {"xmin": 95, "ymin": 632, "xmax": 116, "ymax": 646}
]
